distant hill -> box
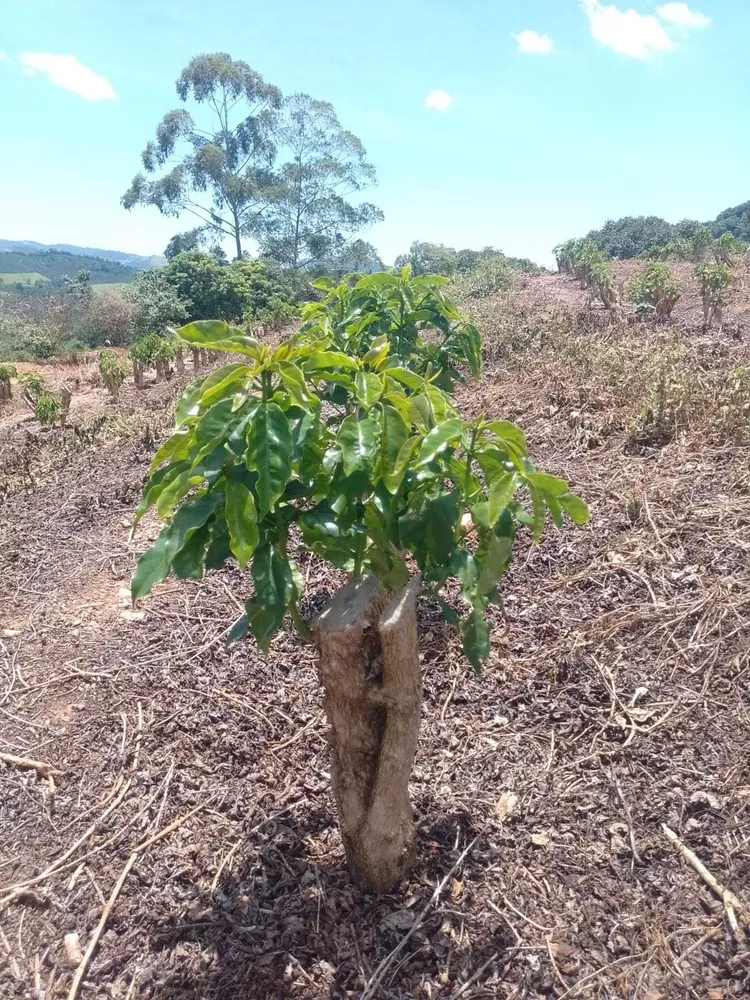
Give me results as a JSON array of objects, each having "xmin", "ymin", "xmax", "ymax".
[
  {"xmin": 0, "ymin": 239, "xmax": 164, "ymax": 270},
  {"xmin": 0, "ymin": 249, "xmax": 137, "ymax": 286}
]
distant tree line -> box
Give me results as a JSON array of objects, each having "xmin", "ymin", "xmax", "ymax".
[{"xmin": 575, "ymin": 202, "xmax": 750, "ymax": 261}]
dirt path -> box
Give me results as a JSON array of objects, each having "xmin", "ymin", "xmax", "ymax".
[{"xmin": 1, "ymin": 291, "xmax": 749, "ymax": 999}]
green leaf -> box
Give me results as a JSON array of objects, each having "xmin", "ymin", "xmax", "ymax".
[
  {"xmin": 354, "ymin": 371, "xmax": 382, "ymax": 410},
  {"xmin": 337, "ymin": 415, "xmax": 378, "ymax": 477},
  {"xmin": 149, "ymin": 428, "xmax": 193, "ymax": 473},
  {"xmin": 250, "ymin": 543, "xmax": 294, "ymax": 650},
  {"xmin": 415, "ymin": 418, "xmax": 464, "ymax": 466},
  {"xmin": 131, "ymin": 494, "xmax": 220, "ymax": 601},
  {"xmin": 172, "ymin": 525, "xmax": 210, "ymax": 580},
  {"xmin": 559, "ymin": 492, "xmax": 590, "ymax": 525},
  {"xmin": 302, "ymin": 351, "xmax": 359, "ymax": 372},
  {"xmin": 486, "ymin": 420, "xmax": 527, "ymax": 455},
  {"xmin": 477, "ymin": 535, "xmax": 513, "ymax": 594},
  {"xmin": 528, "ymin": 484, "xmax": 547, "ymax": 541},
  {"xmin": 424, "ymin": 493, "xmax": 459, "ymax": 565},
  {"xmin": 488, "ymin": 472, "xmax": 518, "ymax": 525},
  {"xmin": 177, "ymin": 321, "xmax": 261, "ymax": 358},
  {"xmin": 383, "ymin": 366, "xmax": 424, "ymax": 391},
  {"xmin": 245, "ymin": 403, "xmax": 293, "ymax": 516},
  {"xmin": 526, "ymin": 472, "xmax": 569, "ymax": 497},
  {"xmin": 462, "ymin": 609, "xmax": 490, "ymax": 671},
  {"xmin": 199, "ymin": 363, "xmax": 252, "ymax": 408},
  {"xmin": 225, "ymin": 480, "xmax": 259, "ymax": 569},
  {"xmin": 378, "ymin": 405, "xmax": 410, "ymax": 492},
  {"xmin": 277, "ymin": 361, "xmax": 317, "ymax": 409}
]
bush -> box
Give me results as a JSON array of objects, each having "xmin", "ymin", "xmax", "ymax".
[
  {"xmin": 453, "ymin": 258, "xmax": 517, "ymax": 299},
  {"xmin": 99, "ymin": 349, "xmax": 130, "ymax": 401},
  {"xmin": 28, "ymin": 335, "xmax": 56, "ymax": 360},
  {"xmin": 628, "ymin": 264, "xmax": 681, "ymax": 321},
  {"xmin": 34, "ymin": 391, "xmax": 61, "ymax": 426},
  {"xmin": 254, "ymin": 294, "xmax": 298, "ymax": 332},
  {"xmin": 129, "ymin": 334, "xmax": 163, "ymax": 366},
  {"xmin": 695, "ymin": 262, "xmax": 732, "ymax": 330},
  {"xmin": 0, "ymin": 362, "xmax": 16, "ymax": 403},
  {"xmin": 19, "ymin": 372, "xmax": 46, "ymax": 397}
]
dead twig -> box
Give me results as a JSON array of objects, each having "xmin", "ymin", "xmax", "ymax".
[
  {"xmin": 361, "ymin": 838, "xmax": 478, "ymax": 1000},
  {"xmin": 0, "ymin": 751, "xmax": 61, "ymax": 778},
  {"xmin": 662, "ymin": 824, "xmax": 748, "ymax": 944}
]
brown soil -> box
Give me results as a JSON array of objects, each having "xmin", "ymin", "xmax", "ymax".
[{"xmin": 1, "ymin": 288, "xmax": 749, "ymax": 999}]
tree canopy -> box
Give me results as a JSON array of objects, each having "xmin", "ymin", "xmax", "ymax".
[
  {"xmin": 259, "ymin": 94, "xmax": 383, "ymax": 270},
  {"xmin": 123, "ymin": 54, "xmax": 382, "ymax": 264}
]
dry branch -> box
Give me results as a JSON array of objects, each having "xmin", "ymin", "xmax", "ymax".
[{"xmin": 0, "ymin": 751, "xmax": 61, "ymax": 778}]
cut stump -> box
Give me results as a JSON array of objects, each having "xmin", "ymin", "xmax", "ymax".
[{"xmin": 314, "ymin": 575, "xmax": 422, "ymax": 892}]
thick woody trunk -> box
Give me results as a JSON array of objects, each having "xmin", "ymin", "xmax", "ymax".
[
  {"xmin": 192, "ymin": 348, "xmax": 201, "ymax": 373},
  {"xmin": 175, "ymin": 347, "xmax": 185, "ymax": 376},
  {"xmin": 133, "ymin": 361, "xmax": 144, "ymax": 389},
  {"xmin": 314, "ymin": 576, "xmax": 422, "ymax": 892},
  {"xmin": 0, "ymin": 381, "xmax": 11, "ymax": 403}
]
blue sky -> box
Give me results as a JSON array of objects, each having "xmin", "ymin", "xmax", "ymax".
[{"xmin": 0, "ymin": 1, "xmax": 745, "ymax": 265}]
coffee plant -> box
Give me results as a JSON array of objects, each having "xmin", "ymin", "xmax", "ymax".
[
  {"xmin": 99, "ymin": 349, "xmax": 130, "ymax": 402},
  {"xmin": 132, "ymin": 317, "xmax": 587, "ymax": 667},
  {"xmin": 0, "ymin": 363, "xmax": 17, "ymax": 403},
  {"xmin": 34, "ymin": 391, "xmax": 61, "ymax": 427},
  {"xmin": 628, "ymin": 263, "xmax": 681, "ymax": 321},
  {"xmin": 298, "ymin": 268, "xmax": 481, "ymax": 393},
  {"xmin": 19, "ymin": 372, "xmax": 46, "ymax": 398},
  {"xmin": 695, "ymin": 262, "xmax": 732, "ymax": 330},
  {"xmin": 130, "ymin": 285, "xmax": 588, "ymax": 889}
]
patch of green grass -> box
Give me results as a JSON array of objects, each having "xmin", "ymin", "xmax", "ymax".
[
  {"xmin": 0, "ymin": 272, "xmax": 48, "ymax": 286},
  {"xmin": 92, "ymin": 282, "xmax": 130, "ymax": 293}
]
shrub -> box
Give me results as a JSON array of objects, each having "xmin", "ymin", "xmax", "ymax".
[
  {"xmin": 713, "ymin": 232, "xmax": 748, "ymax": 264},
  {"xmin": 28, "ymin": 336, "xmax": 56, "ymax": 360},
  {"xmin": 131, "ymin": 312, "xmax": 588, "ymax": 891},
  {"xmin": 19, "ymin": 372, "xmax": 46, "ymax": 397},
  {"xmin": 129, "ymin": 334, "xmax": 162, "ymax": 367},
  {"xmin": 34, "ymin": 391, "xmax": 61, "ymax": 426},
  {"xmin": 628, "ymin": 263, "xmax": 681, "ymax": 321},
  {"xmin": 0, "ymin": 363, "xmax": 17, "ymax": 403},
  {"xmin": 254, "ymin": 294, "xmax": 298, "ymax": 333},
  {"xmin": 99, "ymin": 349, "xmax": 130, "ymax": 402},
  {"xmin": 453, "ymin": 258, "xmax": 517, "ymax": 300},
  {"xmin": 695, "ymin": 262, "xmax": 732, "ymax": 330}
]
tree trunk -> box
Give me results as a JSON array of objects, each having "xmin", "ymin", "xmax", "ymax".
[
  {"xmin": 314, "ymin": 575, "xmax": 422, "ymax": 892},
  {"xmin": 200, "ymin": 349, "xmax": 210, "ymax": 368},
  {"xmin": 155, "ymin": 359, "xmax": 164, "ymax": 384},
  {"xmin": 175, "ymin": 347, "xmax": 185, "ymax": 376},
  {"xmin": 133, "ymin": 361, "xmax": 144, "ymax": 389},
  {"xmin": 0, "ymin": 381, "xmax": 10, "ymax": 403},
  {"xmin": 191, "ymin": 348, "xmax": 201, "ymax": 373}
]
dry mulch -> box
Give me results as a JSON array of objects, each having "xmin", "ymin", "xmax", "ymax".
[{"xmin": 1, "ymin": 296, "xmax": 750, "ymax": 999}]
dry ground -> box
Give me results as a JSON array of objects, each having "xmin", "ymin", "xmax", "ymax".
[{"xmin": 1, "ymin": 275, "xmax": 749, "ymax": 999}]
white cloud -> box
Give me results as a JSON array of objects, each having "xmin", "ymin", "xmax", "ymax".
[
  {"xmin": 657, "ymin": 3, "xmax": 711, "ymax": 28},
  {"xmin": 424, "ymin": 89, "xmax": 453, "ymax": 112},
  {"xmin": 580, "ymin": 0, "xmax": 675, "ymax": 59},
  {"xmin": 514, "ymin": 30, "xmax": 554, "ymax": 55},
  {"xmin": 19, "ymin": 53, "xmax": 117, "ymax": 100}
]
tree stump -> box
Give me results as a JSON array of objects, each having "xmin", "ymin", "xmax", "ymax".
[
  {"xmin": 314, "ymin": 575, "xmax": 422, "ymax": 892},
  {"xmin": 132, "ymin": 361, "xmax": 144, "ymax": 390}
]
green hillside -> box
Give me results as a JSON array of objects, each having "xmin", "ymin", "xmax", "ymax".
[
  {"xmin": 0, "ymin": 249, "xmax": 136, "ymax": 285},
  {"xmin": 0, "ymin": 271, "xmax": 47, "ymax": 287}
]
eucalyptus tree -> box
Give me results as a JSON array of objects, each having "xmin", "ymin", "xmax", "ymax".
[
  {"xmin": 260, "ymin": 93, "xmax": 383, "ymax": 270},
  {"xmin": 122, "ymin": 53, "xmax": 282, "ymax": 259}
]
